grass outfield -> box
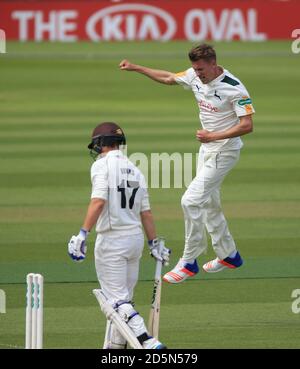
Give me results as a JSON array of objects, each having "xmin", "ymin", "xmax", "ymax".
[{"xmin": 0, "ymin": 41, "xmax": 300, "ymax": 349}]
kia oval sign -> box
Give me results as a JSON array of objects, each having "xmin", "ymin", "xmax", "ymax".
[{"xmin": 86, "ymin": 3, "xmax": 176, "ymax": 41}]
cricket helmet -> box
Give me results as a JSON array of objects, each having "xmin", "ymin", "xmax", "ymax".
[{"xmin": 88, "ymin": 122, "xmax": 126, "ymax": 156}]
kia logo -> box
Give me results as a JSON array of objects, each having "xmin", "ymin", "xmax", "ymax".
[{"xmin": 86, "ymin": 3, "xmax": 176, "ymax": 41}]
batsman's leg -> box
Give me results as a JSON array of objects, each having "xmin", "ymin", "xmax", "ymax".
[
  {"xmin": 103, "ymin": 320, "xmax": 127, "ymax": 349},
  {"xmin": 93, "ymin": 289, "xmax": 143, "ymax": 349},
  {"xmin": 94, "ymin": 234, "xmax": 166, "ymax": 349},
  {"xmin": 94, "ymin": 290, "xmax": 167, "ymax": 349}
]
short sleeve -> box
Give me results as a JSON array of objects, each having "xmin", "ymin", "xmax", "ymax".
[
  {"xmin": 232, "ymin": 94, "xmax": 255, "ymax": 117},
  {"xmin": 90, "ymin": 160, "xmax": 109, "ymax": 200},
  {"xmin": 140, "ymin": 174, "xmax": 150, "ymax": 212},
  {"xmin": 141, "ymin": 192, "xmax": 150, "ymax": 212},
  {"xmin": 174, "ymin": 68, "xmax": 193, "ymax": 90}
]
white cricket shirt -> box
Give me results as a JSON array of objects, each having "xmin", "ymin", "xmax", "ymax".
[
  {"xmin": 91, "ymin": 150, "xmax": 150, "ymax": 235},
  {"xmin": 175, "ymin": 67, "xmax": 255, "ymax": 152}
]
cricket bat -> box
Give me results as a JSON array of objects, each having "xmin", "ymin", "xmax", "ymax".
[{"xmin": 148, "ymin": 240, "xmax": 163, "ymax": 339}]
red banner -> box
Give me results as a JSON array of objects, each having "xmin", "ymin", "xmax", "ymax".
[{"xmin": 0, "ymin": 0, "xmax": 299, "ymax": 41}]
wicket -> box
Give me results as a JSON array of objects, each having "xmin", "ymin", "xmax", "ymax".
[{"xmin": 26, "ymin": 273, "xmax": 44, "ymax": 349}]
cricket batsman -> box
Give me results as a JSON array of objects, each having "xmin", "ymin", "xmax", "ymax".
[{"xmin": 67, "ymin": 122, "xmax": 170, "ymax": 348}]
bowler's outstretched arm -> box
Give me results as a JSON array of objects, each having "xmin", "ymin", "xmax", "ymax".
[{"xmin": 119, "ymin": 59, "xmax": 177, "ymax": 85}]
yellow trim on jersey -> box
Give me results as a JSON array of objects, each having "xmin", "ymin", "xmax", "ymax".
[{"xmin": 175, "ymin": 71, "xmax": 187, "ymax": 77}]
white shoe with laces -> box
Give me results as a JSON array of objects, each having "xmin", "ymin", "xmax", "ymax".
[
  {"xmin": 203, "ymin": 251, "xmax": 243, "ymax": 273},
  {"xmin": 163, "ymin": 258, "xmax": 199, "ymax": 284}
]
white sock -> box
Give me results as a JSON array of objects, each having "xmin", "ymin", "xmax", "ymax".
[{"xmin": 228, "ymin": 251, "xmax": 237, "ymax": 258}]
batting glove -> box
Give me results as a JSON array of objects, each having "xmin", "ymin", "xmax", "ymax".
[
  {"xmin": 148, "ymin": 238, "xmax": 171, "ymax": 266},
  {"xmin": 68, "ymin": 229, "xmax": 89, "ymax": 262}
]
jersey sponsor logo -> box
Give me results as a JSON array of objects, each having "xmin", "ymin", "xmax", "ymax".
[
  {"xmin": 199, "ymin": 100, "xmax": 219, "ymax": 113},
  {"xmin": 238, "ymin": 97, "xmax": 252, "ymax": 106}
]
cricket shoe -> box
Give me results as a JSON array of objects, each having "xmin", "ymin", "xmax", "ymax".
[
  {"xmin": 203, "ymin": 251, "xmax": 243, "ymax": 273},
  {"xmin": 163, "ymin": 258, "xmax": 199, "ymax": 284},
  {"xmin": 143, "ymin": 337, "xmax": 167, "ymax": 349}
]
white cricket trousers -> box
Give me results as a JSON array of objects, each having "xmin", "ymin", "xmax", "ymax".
[
  {"xmin": 181, "ymin": 147, "xmax": 240, "ymax": 261},
  {"xmin": 95, "ymin": 232, "xmax": 150, "ymax": 346},
  {"xmin": 94, "ymin": 232, "xmax": 144, "ymax": 304}
]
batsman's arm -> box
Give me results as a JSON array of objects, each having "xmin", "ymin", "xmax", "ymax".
[
  {"xmin": 68, "ymin": 198, "xmax": 105, "ymax": 261},
  {"xmin": 141, "ymin": 210, "xmax": 171, "ymax": 265},
  {"xmin": 119, "ymin": 59, "xmax": 177, "ymax": 85},
  {"xmin": 140, "ymin": 210, "xmax": 157, "ymax": 241},
  {"xmin": 81, "ymin": 198, "xmax": 105, "ymax": 232}
]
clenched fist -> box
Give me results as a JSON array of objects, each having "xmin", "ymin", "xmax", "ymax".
[{"xmin": 119, "ymin": 59, "xmax": 137, "ymax": 71}]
